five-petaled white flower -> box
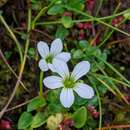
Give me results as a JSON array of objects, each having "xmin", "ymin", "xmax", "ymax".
[
  {"xmin": 37, "ymin": 38, "xmax": 71, "ymax": 72},
  {"xmin": 43, "ymin": 59, "xmax": 94, "ymax": 108}
]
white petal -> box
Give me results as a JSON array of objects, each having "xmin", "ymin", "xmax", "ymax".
[
  {"xmin": 38, "ymin": 59, "xmax": 48, "ymax": 71},
  {"xmin": 55, "ymin": 52, "xmax": 71, "ymax": 62},
  {"xmin": 37, "ymin": 41, "xmax": 49, "ymax": 58},
  {"xmin": 43, "ymin": 76, "xmax": 63, "ymax": 89},
  {"xmin": 48, "ymin": 63, "xmax": 56, "ymax": 72},
  {"xmin": 53, "ymin": 59, "xmax": 69, "ymax": 78},
  {"xmin": 71, "ymin": 61, "xmax": 90, "ymax": 81},
  {"xmin": 50, "ymin": 38, "xmax": 63, "ymax": 55},
  {"xmin": 74, "ymin": 83, "xmax": 94, "ymax": 99},
  {"xmin": 60, "ymin": 88, "xmax": 74, "ymax": 108}
]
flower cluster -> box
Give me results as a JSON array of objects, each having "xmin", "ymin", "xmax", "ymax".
[{"xmin": 37, "ymin": 38, "xmax": 94, "ymax": 108}]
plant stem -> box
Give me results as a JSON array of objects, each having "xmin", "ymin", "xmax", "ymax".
[
  {"xmin": 32, "ymin": 7, "xmax": 48, "ymax": 29},
  {"xmin": 39, "ymin": 71, "xmax": 44, "ymax": 98},
  {"xmin": 36, "ymin": 9, "xmax": 130, "ymax": 25},
  {"xmin": 95, "ymin": 55, "xmax": 130, "ymax": 85},
  {"xmin": 98, "ymin": 2, "xmax": 121, "ymax": 47},
  {"xmin": 93, "ymin": 73, "xmax": 130, "ymax": 88},
  {"xmin": 94, "ymin": 62, "xmax": 129, "ymax": 104},
  {"xmin": 0, "ymin": 7, "xmax": 32, "ymax": 119},
  {"xmin": 95, "ymin": 0, "xmax": 103, "ymax": 16},
  {"xmin": 88, "ymin": 76, "xmax": 102, "ymax": 130},
  {"xmin": 63, "ymin": 6, "xmax": 130, "ymax": 37},
  {"xmin": 31, "ymin": 1, "xmax": 55, "ymax": 29},
  {"xmin": 5, "ymin": 96, "xmax": 38, "ymax": 112},
  {"xmin": 98, "ymin": 16, "xmax": 126, "ymax": 47},
  {"xmin": 0, "ymin": 49, "xmax": 29, "ymax": 92},
  {"xmin": 0, "ymin": 14, "xmax": 23, "ymax": 63},
  {"xmin": 93, "ymin": 76, "xmax": 117, "ymax": 95}
]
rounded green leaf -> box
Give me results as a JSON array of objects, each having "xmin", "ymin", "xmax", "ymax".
[
  {"xmin": 28, "ymin": 48, "xmax": 35, "ymax": 57},
  {"xmin": 124, "ymin": 13, "xmax": 130, "ymax": 20},
  {"xmin": 24, "ymin": 128, "xmax": 33, "ymax": 130},
  {"xmin": 27, "ymin": 97, "xmax": 46, "ymax": 112},
  {"xmin": 31, "ymin": 112, "xmax": 46, "ymax": 128},
  {"xmin": 72, "ymin": 107, "xmax": 87, "ymax": 128},
  {"xmin": 55, "ymin": 25, "xmax": 69, "ymax": 40},
  {"xmin": 79, "ymin": 40, "xmax": 88, "ymax": 48},
  {"xmin": 47, "ymin": 5, "xmax": 64, "ymax": 15},
  {"xmin": 72, "ymin": 49, "xmax": 84, "ymax": 59},
  {"xmin": 18, "ymin": 112, "xmax": 33, "ymax": 129},
  {"xmin": 61, "ymin": 16, "xmax": 73, "ymax": 28},
  {"xmin": 67, "ymin": 0, "xmax": 84, "ymax": 10}
]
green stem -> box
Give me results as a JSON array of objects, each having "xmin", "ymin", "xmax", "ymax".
[
  {"xmin": 32, "ymin": 7, "xmax": 48, "ymax": 29},
  {"xmin": 98, "ymin": 18, "xmax": 126, "ymax": 47},
  {"xmin": 98, "ymin": 2, "xmax": 121, "ymax": 47},
  {"xmin": 88, "ymin": 76, "xmax": 102, "ymax": 130},
  {"xmin": 36, "ymin": 9, "xmax": 130, "ymax": 25},
  {"xmin": 98, "ymin": 30, "xmax": 114, "ymax": 47},
  {"xmin": 95, "ymin": 55, "xmax": 130, "ymax": 85},
  {"xmin": 0, "ymin": 49, "xmax": 29, "ymax": 92},
  {"xmin": 0, "ymin": 14, "xmax": 23, "ymax": 63},
  {"xmin": 93, "ymin": 73, "xmax": 130, "ymax": 88},
  {"xmin": 105, "ymin": 2, "xmax": 121, "ymax": 34},
  {"xmin": 39, "ymin": 71, "xmax": 44, "ymax": 98},
  {"xmin": 88, "ymin": 77, "xmax": 102, "ymax": 130},
  {"xmin": 95, "ymin": 0, "xmax": 103, "ymax": 16},
  {"xmin": 32, "ymin": 1, "xmax": 55, "ymax": 29},
  {"xmin": 63, "ymin": 6, "xmax": 130, "ymax": 37},
  {"xmin": 93, "ymin": 76, "xmax": 117, "ymax": 95},
  {"xmin": 94, "ymin": 62, "xmax": 129, "ymax": 104},
  {"xmin": 94, "ymin": 87, "xmax": 102, "ymax": 130},
  {"xmin": 0, "ymin": 7, "xmax": 32, "ymax": 119},
  {"xmin": 96, "ymin": 18, "xmax": 129, "ymax": 36}
]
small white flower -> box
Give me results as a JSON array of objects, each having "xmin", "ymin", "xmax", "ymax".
[
  {"xmin": 37, "ymin": 38, "xmax": 71, "ymax": 72},
  {"xmin": 43, "ymin": 59, "xmax": 94, "ymax": 108}
]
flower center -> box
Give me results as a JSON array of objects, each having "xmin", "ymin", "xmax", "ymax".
[
  {"xmin": 45, "ymin": 54, "xmax": 53, "ymax": 63},
  {"xmin": 63, "ymin": 77, "xmax": 75, "ymax": 88}
]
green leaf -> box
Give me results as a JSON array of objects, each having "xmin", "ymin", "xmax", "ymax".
[
  {"xmin": 124, "ymin": 11, "xmax": 130, "ymax": 20},
  {"xmin": 47, "ymin": 90, "xmax": 60, "ymax": 103},
  {"xmin": 61, "ymin": 16, "xmax": 73, "ymax": 28},
  {"xmin": 4, "ymin": 51, "xmax": 12, "ymax": 59},
  {"xmin": 72, "ymin": 49, "xmax": 84, "ymax": 59},
  {"xmin": 47, "ymin": 5, "xmax": 64, "ymax": 15},
  {"xmin": 18, "ymin": 112, "xmax": 33, "ymax": 129},
  {"xmin": 24, "ymin": 128, "xmax": 33, "ymax": 130},
  {"xmin": 87, "ymin": 96, "xmax": 98, "ymax": 106},
  {"xmin": 72, "ymin": 107, "xmax": 87, "ymax": 128},
  {"xmin": 55, "ymin": 25, "xmax": 69, "ymax": 40},
  {"xmin": 28, "ymin": 48, "xmax": 35, "ymax": 57},
  {"xmin": 48, "ymin": 103, "xmax": 62, "ymax": 113},
  {"xmin": 73, "ymin": 94, "xmax": 87, "ymax": 106},
  {"xmin": 87, "ymin": 116, "xmax": 97, "ymax": 128},
  {"xmin": 21, "ymin": 33, "xmax": 27, "ymax": 40},
  {"xmin": 27, "ymin": 97, "xmax": 46, "ymax": 112},
  {"xmin": 79, "ymin": 40, "xmax": 88, "ymax": 48},
  {"xmin": 67, "ymin": 0, "xmax": 84, "ymax": 10},
  {"xmin": 31, "ymin": 112, "xmax": 46, "ymax": 128}
]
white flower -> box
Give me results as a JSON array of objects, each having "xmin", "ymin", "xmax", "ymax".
[
  {"xmin": 43, "ymin": 59, "xmax": 94, "ymax": 108},
  {"xmin": 37, "ymin": 38, "xmax": 71, "ymax": 72}
]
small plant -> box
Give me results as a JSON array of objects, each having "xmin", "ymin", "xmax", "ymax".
[
  {"xmin": 0, "ymin": 0, "xmax": 130, "ymax": 130},
  {"xmin": 17, "ymin": 38, "xmax": 130, "ymax": 130}
]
